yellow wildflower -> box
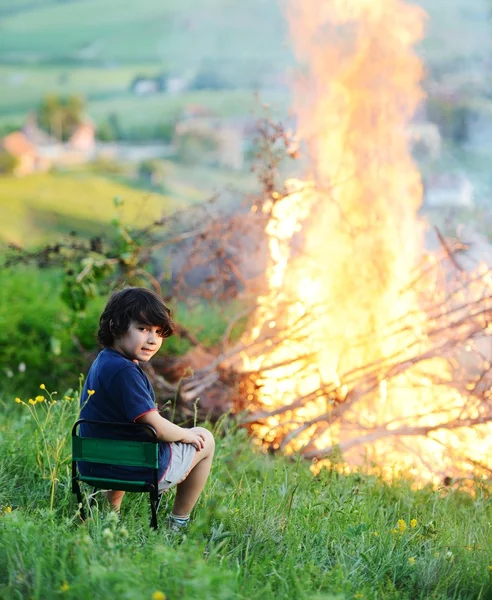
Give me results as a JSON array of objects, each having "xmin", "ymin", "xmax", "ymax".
[
  {"xmin": 35, "ymin": 396, "xmax": 44, "ymax": 403},
  {"xmin": 408, "ymin": 557, "xmax": 416, "ymax": 565},
  {"xmin": 87, "ymin": 389, "xmax": 95, "ymax": 396},
  {"xmin": 60, "ymin": 581, "xmax": 70, "ymax": 592},
  {"xmin": 5, "ymin": 506, "xmax": 12, "ymax": 513},
  {"xmin": 391, "ymin": 528, "xmax": 398, "ymax": 534},
  {"xmin": 488, "ymin": 565, "xmax": 492, "ymax": 571},
  {"xmin": 397, "ymin": 519, "xmax": 407, "ymax": 533},
  {"xmin": 152, "ymin": 592, "xmax": 166, "ymax": 600},
  {"xmin": 372, "ymin": 531, "xmax": 379, "ymax": 537},
  {"xmin": 15, "ymin": 398, "xmax": 21, "ymax": 404},
  {"xmin": 40, "ymin": 384, "xmax": 46, "ymax": 390},
  {"xmin": 410, "ymin": 519, "xmax": 417, "ymax": 528},
  {"xmin": 28, "ymin": 399, "xmax": 36, "ymax": 405},
  {"xmin": 354, "ymin": 594, "xmax": 364, "ymax": 599}
]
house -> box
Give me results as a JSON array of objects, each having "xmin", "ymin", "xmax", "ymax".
[
  {"xmin": 0, "ymin": 131, "xmax": 50, "ymax": 176},
  {"xmin": 166, "ymin": 76, "xmax": 188, "ymax": 95},
  {"xmin": 22, "ymin": 112, "xmax": 54, "ymax": 146},
  {"xmin": 174, "ymin": 108, "xmax": 261, "ymax": 169},
  {"xmin": 69, "ymin": 121, "xmax": 96, "ymax": 152},
  {"xmin": 130, "ymin": 76, "xmax": 160, "ymax": 96},
  {"xmin": 130, "ymin": 72, "xmax": 177, "ymax": 96},
  {"xmin": 423, "ymin": 172, "xmax": 474, "ymax": 208}
]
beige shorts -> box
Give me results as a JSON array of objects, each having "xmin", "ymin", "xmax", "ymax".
[{"xmin": 159, "ymin": 442, "xmax": 196, "ymax": 491}]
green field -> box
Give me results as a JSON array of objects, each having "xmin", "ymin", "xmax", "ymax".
[
  {"xmin": 0, "ymin": 158, "xmax": 260, "ymax": 246},
  {"xmin": 0, "ymin": 392, "xmax": 491, "ymax": 599},
  {"xmin": 0, "ymin": 172, "xmax": 179, "ymax": 245}
]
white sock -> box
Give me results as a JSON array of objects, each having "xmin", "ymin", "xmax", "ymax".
[{"xmin": 170, "ymin": 513, "xmax": 190, "ymax": 526}]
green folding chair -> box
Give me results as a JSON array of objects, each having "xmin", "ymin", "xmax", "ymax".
[{"xmin": 72, "ymin": 419, "xmax": 163, "ymax": 529}]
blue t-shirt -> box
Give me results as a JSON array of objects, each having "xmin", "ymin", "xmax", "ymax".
[{"xmin": 78, "ymin": 347, "xmax": 171, "ymax": 484}]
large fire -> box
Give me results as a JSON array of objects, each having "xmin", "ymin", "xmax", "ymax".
[{"xmin": 239, "ymin": 0, "xmax": 492, "ymax": 483}]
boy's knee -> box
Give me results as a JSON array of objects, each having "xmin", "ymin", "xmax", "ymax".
[{"xmin": 194, "ymin": 427, "xmax": 215, "ymax": 453}]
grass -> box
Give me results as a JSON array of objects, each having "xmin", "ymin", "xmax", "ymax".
[
  {"xmin": 0, "ymin": 386, "xmax": 491, "ymax": 599},
  {"xmin": 0, "ymin": 155, "xmax": 262, "ymax": 247},
  {"xmin": 0, "ymin": 168, "xmax": 206, "ymax": 245}
]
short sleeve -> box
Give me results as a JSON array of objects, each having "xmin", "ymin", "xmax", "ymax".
[{"xmin": 108, "ymin": 365, "xmax": 157, "ymax": 422}]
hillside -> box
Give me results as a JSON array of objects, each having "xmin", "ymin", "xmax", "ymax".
[
  {"xmin": 0, "ymin": 0, "xmax": 288, "ymax": 68},
  {"xmin": 0, "ymin": 1, "xmax": 490, "ymax": 131}
]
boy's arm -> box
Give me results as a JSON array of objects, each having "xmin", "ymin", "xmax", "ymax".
[{"xmin": 136, "ymin": 410, "xmax": 205, "ymax": 451}]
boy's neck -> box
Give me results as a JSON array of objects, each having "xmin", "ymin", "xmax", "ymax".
[{"xmin": 108, "ymin": 346, "xmax": 139, "ymax": 364}]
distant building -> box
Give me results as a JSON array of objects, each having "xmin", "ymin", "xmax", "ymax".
[
  {"xmin": 130, "ymin": 77, "xmax": 160, "ymax": 96},
  {"xmin": 22, "ymin": 112, "xmax": 54, "ymax": 146},
  {"xmin": 424, "ymin": 172, "xmax": 474, "ymax": 208},
  {"xmin": 175, "ymin": 113, "xmax": 259, "ymax": 170},
  {"xmin": 130, "ymin": 72, "xmax": 184, "ymax": 96},
  {"xmin": 0, "ymin": 131, "xmax": 50, "ymax": 176},
  {"xmin": 69, "ymin": 121, "xmax": 96, "ymax": 152},
  {"xmin": 166, "ymin": 76, "xmax": 188, "ymax": 95}
]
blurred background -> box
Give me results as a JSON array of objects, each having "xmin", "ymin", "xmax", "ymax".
[
  {"xmin": 2, "ymin": 0, "xmax": 492, "ymax": 399},
  {"xmin": 1, "ymin": 0, "xmax": 492, "ymax": 241}
]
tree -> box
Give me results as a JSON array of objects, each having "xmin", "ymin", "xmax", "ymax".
[
  {"xmin": 138, "ymin": 159, "xmax": 166, "ymax": 186},
  {"xmin": 37, "ymin": 94, "xmax": 86, "ymax": 141}
]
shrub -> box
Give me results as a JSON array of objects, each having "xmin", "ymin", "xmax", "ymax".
[
  {"xmin": 0, "ymin": 267, "xmax": 102, "ymax": 398},
  {"xmin": 138, "ymin": 159, "xmax": 166, "ymax": 185},
  {"xmin": 174, "ymin": 131, "xmax": 219, "ymax": 165},
  {"xmin": 0, "ymin": 150, "xmax": 18, "ymax": 175},
  {"xmin": 191, "ymin": 68, "xmax": 232, "ymax": 91},
  {"xmin": 96, "ymin": 120, "xmax": 117, "ymax": 142},
  {"xmin": 427, "ymin": 96, "xmax": 471, "ymax": 144}
]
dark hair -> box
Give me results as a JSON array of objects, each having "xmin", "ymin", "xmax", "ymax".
[{"xmin": 97, "ymin": 287, "xmax": 174, "ymax": 347}]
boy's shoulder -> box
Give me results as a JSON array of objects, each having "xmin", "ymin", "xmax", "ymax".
[{"xmin": 92, "ymin": 348, "xmax": 139, "ymax": 378}]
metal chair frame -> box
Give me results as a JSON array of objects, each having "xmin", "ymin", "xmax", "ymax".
[{"xmin": 72, "ymin": 419, "xmax": 163, "ymax": 529}]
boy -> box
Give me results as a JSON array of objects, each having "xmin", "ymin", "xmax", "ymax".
[{"xmin": 79, "ymin": 286, "xmax": 214, "ymax": 529}]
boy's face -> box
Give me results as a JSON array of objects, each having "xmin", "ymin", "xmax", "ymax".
[{"xmin": 112, "ymin": 321, "xmax": 163, "ymax": 362}]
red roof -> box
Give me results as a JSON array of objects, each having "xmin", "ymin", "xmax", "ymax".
[{"xmin": 1, "ymin": 131, "xmax": 36, "ymax": 157}]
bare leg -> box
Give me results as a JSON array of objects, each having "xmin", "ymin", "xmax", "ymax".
[
  {"xmin": 172, "ymin": 427, "xmax": 215, "ymax": 518},
  {"xmin": 104, "ymin": 490, "xmax": 125, "ymax": 511}
]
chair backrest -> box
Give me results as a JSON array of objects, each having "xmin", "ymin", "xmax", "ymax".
[{"xmin": 72, "ymin": 419, "xmax": 158, "ymax": 469}]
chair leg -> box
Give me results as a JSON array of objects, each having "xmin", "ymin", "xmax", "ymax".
[
  {"xmin": 149, "ymin": 493, "xmax": 158, "ymax": 530},
  {"xmin": 156, "ymin": 491, "xmax": 164, "ymax": 514},
  {"xmin": 72, "ymin": 479, "xmax": 86, "ymax": 521}
]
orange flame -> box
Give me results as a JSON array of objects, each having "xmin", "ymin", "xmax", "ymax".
[{"xmin": 241, "ymin": 0, "xmax": 492, "ymax": 483}]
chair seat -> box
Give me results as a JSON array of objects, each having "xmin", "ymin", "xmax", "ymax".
[
  {"xmin": 72, "ymin": 419, "xmax": 161, "ymax": 528},
  {"xmin": 78, "ymin": 475, "xmax": 154, "ymax": 494}
]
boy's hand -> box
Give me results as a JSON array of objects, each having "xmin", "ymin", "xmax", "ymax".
[{"xmin": 179, "ymin": 428, "xmax": 206, "ymax": 451}]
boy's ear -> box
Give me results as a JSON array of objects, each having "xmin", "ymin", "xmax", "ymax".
[{"xmin": 109, "ymin": 319, "xmax": 115, "ymax": 333}]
